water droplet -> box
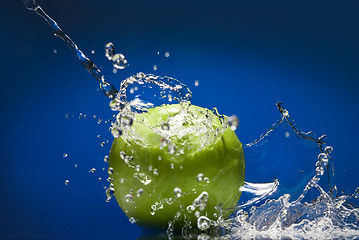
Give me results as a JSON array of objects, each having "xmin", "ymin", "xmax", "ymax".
[
  {"xmin": 107, "ymin": 177, "xmax": 113, "ymax": 182},
  {"xmin": 120, "ymin": 151, "xmax": 126, "ymax": 160},
  {"xmin": 158, "ymin": 156, "xmax": 162, "ymax": 161},
  {"xmin": 91, "ymin": 50, "xmax": 95, "ymax": 54},
  {"xmin": 106, "ymin": 187, "xmax": 115, "ymax": 198},
  {"xmin": 153, "ymin": 168, "xmax": 159, "ymax": 175},
  {"xmin": 325, "ymin": 146, "xmax": 333, "ymax": 154},
  {"xmin": 186, "ymin": 205, "xmax": 195, "ymax": 213},
  {"xmin": 285, "ymin": 131, "xmax": 290, "ymax": 138},
  {"xmin": 100, "ymin": 142, "xmax": 106, "ymax": 147},
  {"xmin": 197, "ymin": 216, "xmax": 211, "ymax": 230},
  {"xmin": 129, "ymin": 217, "xmax": 137, "ymax": 224},
  {"xmin": 194, "ymin": 80, "xmax": 199, "ymax": 86},
  {"xmin": 53, "ymin": 49, "xmax": 57, "ymax": 54},
  {"xmin": 153, "ymin": 65, "xmax": 157, "ymax": 71},
  {"xmin": 108, "ymin": 167, "xmax": 113, "ymax": 175},
  {"xmin": 65, "ymin": 179, "xmax": 69, "ymax": 185},
  {"xmin": 204, "ymin": 177, "xmax": 210, "ymax": 183},
  {"xmin": 148, "ymin": 165, "xmax": 153, "ymax": 171},
  {"xmin": 105, "ymin": 42, "xmax": 115, "ymax": 60},
  {"xmin": 135, "ymin": 165, "xmax": 141, "ymax": 172},
  {"xmin": 74, "ymin": 164, "xmax": 78, "ymax": 168},
  {"xmin": 121, "ymin": 115, "xmax": 133, "ymax": 127},
  {"xmin": 125, "ymin": 194, "xmax": 133, "ymax": 202},
  {"xmin": 168, "ymin": 145, "xmax": 176, "ymax": 154},
  {"xmin": 136, "ymin": 188, "xmax": 143, "ymax": 197},
  {"xmin": 161, "ymin": 122, "xmax": 170, "ymax": 130},
  {"xmin": 112, "ymin": 53, "xmax": 128, "ymax": 69},
  {"xmin": 195, "ymin": 211, "xmax": 201, "ymax": 218},
  {"xmin": 90, "ymin": 168, "xmax": 96, "ymax": 173},
  {"xmin": 228, "ymin": 115, "xmax": 239, "ymax": 131},
  {"xmin": 98, "ymin": 177, "xmax": 102, "ymax": 181},
  {"xmin": 111, "ymin": 128, "xmax": 122, "ymax": 138},
  {"xmin": 171, "ymin": 163, "xmax": 175, "ymax": 169},
  {"xmin": 174, "ymin": 187, "xmax": 182, "ymax": 197},
  {"xmin": 65, "ymin": 114, "xmax": 69, "ymax": 118},
  {"xmin": 165, "ymin": 51, "xmax": 170, "ymax": 58},
  {"xmin": 97, "ymin": 134, "xmax": 101, "ymax": 138},
  {"xmin": 197, "ymin": 173, "xmax": 204, "ymax": 182},
  {"xmin": 63, "ymin": 153, "xmax": 68, "ymax": 158},
  {"xmin": 103, "ymin": 155, "xmax": 109, "ymax": 162}
]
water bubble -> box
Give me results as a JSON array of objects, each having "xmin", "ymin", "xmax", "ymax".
[
  {"xmin": 23, "ymin": 0, "xmax": 38, "ymax": 10},
  {"xmin": 136, "ymin": 188, "xmax": 144, "ymax": 197},
  {"xmin": 125, "ymin": 194, "xmax": 133, "ymax": 202},
  {"xmin": 197, "ymin": 173, "xmax": 204, "ymax": 182},
  {"xmin": 65, "ymin": 179, "xmax": 69, "ymax": 185},
  {"xmin": 325, "ymin": 146, "xmax": 333, "ymax": 154},
  {"xmin": 174, "ymin": 187, "xmax": 182, "ymax": 197},
  {"xmin": 63, "ymin": 153, "xmax": 68, "ymax": 158},
  {"xmin": 228, "ymin": 115, "xmax": 239, "ymax": 131},
  {"xmin": 165, "ymin": 51, "xmax": 170, "ymax": 58},
  {"xmin": 105, "ymin": 42, "xmax": 115, "ymax": 60},
  {"xmin": 112, "ymin": 53, "xmax": 128, "ymax": 69},
  {"xmin": 108, "ymin": 167, "xmax": 113, "ymax": 175},
  {"xmin": 90, "ymin": 168, "xmax": 96, "ymax": 173},
  {"xmin": 161, "ymin": 122, "xmax": 170, "ymax": 130},
  {"xmin": 197, "ymin": 216, "xmax": 211, "ymax": 230},
  {"xmin": 194, "ymin": 80, "xmax": 199, "ymax": 86},
  {"xmin": 129, "ymin": 217, "xmax": 137, "ymax": 224}
]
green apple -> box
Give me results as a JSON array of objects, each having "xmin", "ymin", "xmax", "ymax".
[{"xmin": 108, "ymin": 103, "xmax": 245, "ymax": 230}]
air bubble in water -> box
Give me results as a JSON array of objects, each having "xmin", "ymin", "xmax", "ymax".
[
  {"xmin": 105, "ymin": 42, "xmax": 115, "ymax": 60},
  {"xmin": 125, "ymin": 194, "xmax": 133, "ymax": 202},
  {"xmin": 197, "ymin": 216, "xmax": 211, "ymax": 230},
  {"xmin": 228, "ymin": 115, "xmax": 239, "ymax": 131},
  {"xmin": 174, "ymin": 187, "xmax": 182, "ymax": 197},
  {"xmin": 197, "ymin": 173, "xmax": 204, "ymax": 182}
]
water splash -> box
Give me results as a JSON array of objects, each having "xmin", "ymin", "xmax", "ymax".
[{"xmin": 23, "ymin": 0, "xmax": 118, "ymax": 99}]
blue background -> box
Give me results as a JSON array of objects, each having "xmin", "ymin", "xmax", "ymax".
[{"xmin": 1, "ymin": 0, "xmax": 359, "ymax": 239}]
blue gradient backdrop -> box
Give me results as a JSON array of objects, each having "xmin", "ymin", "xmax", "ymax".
[{"xmin": 1, "ymin": 1, "xmax": 359, "ymax": 239}]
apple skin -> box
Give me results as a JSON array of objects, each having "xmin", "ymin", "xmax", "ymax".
[{"xmin": 109, "ymin": 104, "xmax": 245, "ymax": 229}]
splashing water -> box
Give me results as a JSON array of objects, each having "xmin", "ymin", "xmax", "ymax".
[
  {"xmin": 24, "ymin": 1, "xmax": 359, "ymax": 239},
  {"xmin": 23, "ymin": 0, "xmax": 123, "ymax": 99}
]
